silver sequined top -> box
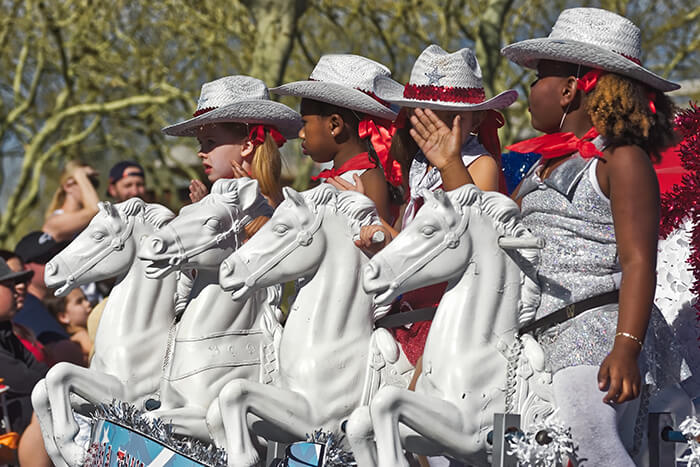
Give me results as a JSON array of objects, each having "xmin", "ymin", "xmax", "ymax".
[{"xmin": 519, "ymin": 154, "xmax": 620, "ymax": 319}]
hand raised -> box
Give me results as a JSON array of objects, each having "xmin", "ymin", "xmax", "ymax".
[
  {"xmin": 326, "ymin": 174, "xmax": 365, "ymax": 194},
  {"xmin": 189, "ymin": 179, "xmax": 209, "ymax": 203},
  {"xmin": 409, "ymin": 108, "xmax": 462, "ymax": 170}
]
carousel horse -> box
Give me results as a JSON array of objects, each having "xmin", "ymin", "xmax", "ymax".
[
  {"xmin": 209, "ymin": 184, "xmax": 404, "ymax": 467},
  {"xmin": 346, "ymin": 185, "xmax": 543, "ymax": 467},
  {"xmin": 33, "ymin": 198, "xmax": 182, "ymax": 467},
  {"xmin": 137, "ymin": 177, "xmax": 280, "ymax": 441}
]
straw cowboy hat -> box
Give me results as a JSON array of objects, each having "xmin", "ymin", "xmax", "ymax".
[
  {"xmin": 162, "ymin": 75, "xmax": 302, "ymax": 140},
  {"xmin": 270, "ymin": 54, "xmax": 399, "ymax": 120},
  {"xmin": 501, "ymin": 7, "xmax": 679, "ymax": 92},
  {"xmin": 373, "ymin": 44, "xmax": 518, "ymax": 111}
]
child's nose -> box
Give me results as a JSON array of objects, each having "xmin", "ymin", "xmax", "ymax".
[{"xmin": 298, "ymin": 127, "xmax": 305, "ymax": 139}]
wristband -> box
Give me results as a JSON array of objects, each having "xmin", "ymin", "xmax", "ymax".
[{"xmin": 615, "ymin": 331, "xmax": 643, "ymax": 348}]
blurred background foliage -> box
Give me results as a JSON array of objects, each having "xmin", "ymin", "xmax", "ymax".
[{"xmin": 1, "ymin": 0, "xmax": 698, "ymax": 247}]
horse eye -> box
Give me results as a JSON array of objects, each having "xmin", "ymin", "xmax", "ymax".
[
  {"xmin": 91, "ymin": 230, "xmax": 106, "ymax": 241},
  {"xmin": 420, "ymin": 226, "xmax": 437, "ymax": 237},
  {"xmin": 272, "ymin": 224, "xmax": 289, "ymax": 235},
  {"xmin": 205, "ymin": 217, "xmax": 222, "ymax": 230}
]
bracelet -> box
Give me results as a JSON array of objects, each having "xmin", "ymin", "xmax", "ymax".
[{"xmin": 615, "ymin": 331, "xmax": 643, "ymax": 348}]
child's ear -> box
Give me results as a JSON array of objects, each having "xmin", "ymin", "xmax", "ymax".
[
  {"xmin": 240, "ymin": 139, "xmax": 255, "ymax": 160},
  {"xmin": 560, "ymin": 77, "xmax": 578, "ymax": 107},
  {"xmin": 328, "ymin": 113, "xmax": 344, "ymax": 137},
  {"xmin": 57, "ymin": 311, "xmax": 70, "ymax": 326}
]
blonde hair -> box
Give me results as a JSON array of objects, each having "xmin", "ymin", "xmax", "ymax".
[
  {"xmin": 251, "ymin": 132, "xmax": 283, "ymax": 207},
  {"xmin": 45, "ymin": 160, "xmax": 91, "ymax": 220}
]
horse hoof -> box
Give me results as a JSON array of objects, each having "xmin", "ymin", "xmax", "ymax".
[
  {"xmin": 58, "ymin": 443, "xmax": 86, "ymax": 467},
  {"xmin": 144, "ymin": 398, "xmax": 161, "ymax": 410}
]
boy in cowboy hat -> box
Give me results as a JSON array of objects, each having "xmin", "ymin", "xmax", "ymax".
[
  {"xmin": 163, "ymin": 75, "xmax": 302, "ymax": 210},
  {"xmin": 410, "ymin": 7, "xmax": 688, "ymax": 465},
  {"xmin": 271, "ymin": 54, "xmax": 404, "ymax": 223}
]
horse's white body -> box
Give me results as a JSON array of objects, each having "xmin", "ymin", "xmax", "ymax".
[
  {"xmin": 33, "ymin": 199, "xmax": 180, "ymax": 467},
  {"xmin": 347, "ymin": 185, "xmax": 542, "ymax": 467},
  {"xmin": 209, "ymin": 185, "xmax": 404, "ymax": 467},
  {"xmin": 138, "ymin": 178, "xmax": 279, "ymax": 440}
]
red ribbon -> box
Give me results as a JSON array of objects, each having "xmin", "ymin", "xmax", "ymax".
[
  {"xmin": 403, "ymin": 84, "xmax": 486, "ymax": 104},
  {"xmin": 311, "ymin": 152, "xmax": 377, "ymax": 181},
  {"xmin": 506, "ymin": 127, "xmax": 602, "ymax": 160},
  {"xmin": 248, "ymin": 125, "xmax": 286, "ymax": 148},
  {"xmin": 358, "ymin": 118, "xmax": 403, "ymax": 187},
  {"xmin": 577, "ymin": 69, "xmax": 606, "ymax": 93},
  {"xmin": 477, "ymin": 110, "xmax": 507, "ymax": 193}
]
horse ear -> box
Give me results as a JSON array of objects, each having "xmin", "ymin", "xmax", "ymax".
[
  {"xmin": 283, "ymin": 186, "xmax": 305, "ymax": 207},
  {"xmin": 236, "ymin": 177, "xmax": 261, "ymax": 211},
  {"xmin": 99, "ymin": 201, "xmax": 116, "ymax": 217}
]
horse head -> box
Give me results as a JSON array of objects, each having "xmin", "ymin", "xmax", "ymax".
[
  {"xmin": 139, "ymin": 178, "xmax": 270, "ymax": 279},
  {"xmin": 220, "ymin": 184, "xmax": 379, "ymax": 301},
  {"xmin": 45, "ymin": 198, "xmax": 174, "ymax": 296}
]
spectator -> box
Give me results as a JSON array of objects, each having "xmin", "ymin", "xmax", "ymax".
[
  {"xmin": 107, "ymin": 160, "xmax": 147, "ymax": 202},
  {"xmin": 42, "ymin": 160, "xmax": 100, "ymax": 242},
  {"xmin": 13, "ymin": 232, "xmax": 69, "ymax": 345},
  {"xmin": 45, "ymin": 288, "xmax": 93, "ymax": 366},
  {"xmin": 0, "ymin": 257, "xmax": 47, "ymax": 435}
]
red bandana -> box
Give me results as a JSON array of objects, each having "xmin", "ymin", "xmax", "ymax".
[
  {"xmin": 311, "ymin": 152, "xmax": 377, "ymax": 181},
  {"xmin": 506, "ymin": 127, "xmax": 602, "ymax": 160},
  {"xmin": 358, "ymin": 118, "xmax": 403, "ymax": 187},
  {"xmin": 248, "ymin": 125, "xmax": 286, "ymax": 148}
]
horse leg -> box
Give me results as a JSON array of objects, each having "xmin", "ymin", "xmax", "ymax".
[
  {"xmin": 151, "ymin": 405, "xmax": 209, "ymax": 440},
  {"xmin": 31, "ymin": 379, "xmax": 70, "ymax": 467},
  {"xmin": 346, "ymin": 406, "xmax": 377, "ymax": 467},
  {"xmin": 369, "ymin": 386, "xmax": 466, "ymax": 467},
  {"xmin": 214, "ymin": 379, "xmax": 313, "ymax": 467},
  {"xmin": 553, "ymin": 365, "xmax": 635, "ymax": 466},
  {"xmin": 45, "ymin": 363, "xmax": 126, "ymax": 466}
]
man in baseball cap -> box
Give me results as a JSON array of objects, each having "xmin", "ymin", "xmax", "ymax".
[{"xmin": 107, "ymin": 160, "xmax": 146, "ymax": 202}]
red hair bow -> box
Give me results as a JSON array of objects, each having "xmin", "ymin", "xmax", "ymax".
[
  {"xmin": 358, "ymin": 117, "xmax": 403, "ymax": 187},
  {"xmin": 248, "ymin": 125, "xmax": 286, "ymax": 149}
]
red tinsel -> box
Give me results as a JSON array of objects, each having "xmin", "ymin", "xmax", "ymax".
[
  {"xmin": 403, "ymin": 84, "xmax": 485, "ymax": 104},
  {"xmin": 658, "ymin": 102, "xmax": 700, "ymax": 334}
]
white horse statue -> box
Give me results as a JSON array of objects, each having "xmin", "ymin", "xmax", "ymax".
[
  {"xmin": 137, "ymin": 177, "xmax": 279, "ymax": 441},
  {"xmin": 33, "ymin": 198, "xmax": 181, "ymax": 466},
  {"xmin": 346, "ymin": 185, "xmax": 542, "ymax": 466},
  {"xmin": 210, "ymin": 184, "xmax": 404, "ymax": 467}
]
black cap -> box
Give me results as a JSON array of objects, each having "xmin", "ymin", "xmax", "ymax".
[
  {"xmin": 0, "ymin": 257, "xmax": 33, "ymax": 283},
  {"xmin": 108, "ymin": 161, "xmax": 145, "ymax": 184},
  {"xmin": 14, "ymin": 231, "xmax": 69, "ymax": 265}
]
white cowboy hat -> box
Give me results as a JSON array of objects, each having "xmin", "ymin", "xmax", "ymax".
[
  {"xmin": 270, "ymin": 54, "xmax": 399, "ymax": 120},
  {"xmin": 373, "ymin": 45, "xmax": 518, "ymax": 111},
  {"xmin": 162, "ymin": 75, "xmax": 302, "ymax": 140},
  {"xmin": 501, "ymin": 8, "xmax": 680, "ymax": 92}
]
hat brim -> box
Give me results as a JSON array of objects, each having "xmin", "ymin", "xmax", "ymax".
[
  {"xmin": 374, "ymin": 76, "xmax": 519, "ymax": 111},
  {"xmin": 0, "ymin": 269, "xmax": 33, "ymax": 284},
  {"xmin": 162, "ymin": 100, "xmax": 302, "ymax": 140},
  {"xmin": 270, "ymin": 81, "xmax": 398, "ymax": 120},
  {"xmin": 501, "ymin": 38, "xmax": 680, "ymax": 92}
]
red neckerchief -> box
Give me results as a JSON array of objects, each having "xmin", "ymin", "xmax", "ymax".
[
  {"xmin": 506, "ymin": 127, "xmax": 602, "ymax": 160},
  {"xmin": 311, "ymin": 152, "xmax": 377, "ymax": 181}
]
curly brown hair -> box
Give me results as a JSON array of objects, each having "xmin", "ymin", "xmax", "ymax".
[{"xmin": 585, "ymin": 73, "xmax": 677, "ymax": 162}]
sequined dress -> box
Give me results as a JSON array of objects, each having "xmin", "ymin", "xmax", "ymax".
[{"xmin": 518, "ymin": 150, "xmax": 690, "ymax": 389}]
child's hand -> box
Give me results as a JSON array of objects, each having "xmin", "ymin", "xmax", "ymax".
[
  {"xmin": 409, "ymin": 108, "xmax": 462, "ymax": 171},
  {"xmin": 231, "ymin": 160, "xmax": 250, "ymax": 179},
  {"xmin": 354, "ymin": 224, "xmax": 391, "ymax": 255},
  {"xmin": 327, "ymin": 174, "xmax": 365, "ymax": 194},
  {"xmin": 597, "ymin": 341, "xmax": 642, "ymax": 404},
  {"xmin": 189, "ymin": 179, "xmax": 208, "ymax": 203}
]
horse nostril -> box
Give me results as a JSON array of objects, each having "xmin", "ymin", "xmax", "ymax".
[
  {"xmin": 220, "ymin": 259, "xmax": 233, "ymax": 275},
  {"xmin": 364, "ymin": 261, "xmax": 378, "ymax": 280},
  {"xmin": 45, "ymin": 261, "xmax": 57, "ymax": 276},
  {"xmin": 151, "ymin": 237, "xmax": 166, "ymax": 254}
]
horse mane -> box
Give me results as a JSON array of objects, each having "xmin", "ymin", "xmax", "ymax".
[
  {"xmin": 447, "ymin": 186, "xmax": 541, "ymax": 326},
  {"xmin": 114, "ymin": 198, "xmax": 175, "ymax": 228},
  {"xmin": 209, "ymin": 178, "xmax": 273, "ymax": 218},
  {"xmin": 301, "ymin": 184, "xmax": 380, "ymax": 233}
]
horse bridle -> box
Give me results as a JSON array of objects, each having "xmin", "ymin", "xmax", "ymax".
[
  {"xmin": 54, "ymin": 215, "xmax": 136, "ymax": 296},
  {"xmin": 242, "ymin": 206, "xmax": 325, "ymax": 288},
  {"xmin": 387, "ymin": 206, "xmax": 470, "ymax": 292},
  {"xmin": 164, "ymin": 207, "xmax": 252, "ymax": 268}
]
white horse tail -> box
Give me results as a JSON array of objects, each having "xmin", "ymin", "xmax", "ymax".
[{"xmin": 259, "ymin": 285, "xmax": 284, "ymax": 386}]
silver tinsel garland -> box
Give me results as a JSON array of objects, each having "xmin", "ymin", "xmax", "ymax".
[
  {"xmin": 88, "ymin": 400, "xmax": 227, "ymax": 467},
  {"xmin": 306, "ymin": 429, "xmax": 356, "ymax": 467},
  {"xmin": 680, "ymin": 415, "xmax": 700, "ymax": 467},
  {"xmin": 507, "ymin": 414, "xmax": 577, "ymax": 467}
]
